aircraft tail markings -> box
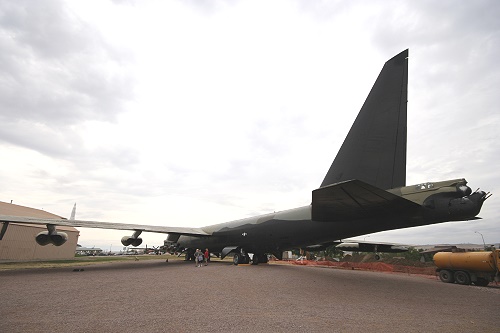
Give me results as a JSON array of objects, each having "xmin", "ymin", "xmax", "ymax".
[{"xmin": 321, "ymin": 49, "xmax": 408, "ymax": 190}]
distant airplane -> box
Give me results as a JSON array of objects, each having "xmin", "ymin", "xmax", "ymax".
[{"xmin": 0, "ymin": 49, "xmax": 489, "ymax": 265}]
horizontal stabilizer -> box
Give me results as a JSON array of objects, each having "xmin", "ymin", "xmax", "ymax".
[
  {"xmin": 0, "ymin": 215, "xmax": 210, "ymax": 236},
  {"xmin": 312, "ymin": 180, "xmax": 420, "ymax": 222}
]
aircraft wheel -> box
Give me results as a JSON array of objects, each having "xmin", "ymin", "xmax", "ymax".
[
  {"xmin": 242, "ymin": 254, "xmax": 250, "ymax": 264},
  {"xmin": 454, "ymin": 271, "xmax": 471, "ymax": 285},
  {"xmin": 252, "ymin": 254, "xmax": 259, "ymax": 265},
  {"xmin": 185, "ymin": 251, "xmax": 196, "ymax": 261},
  {"xmin": 233, "ymin": 253, "xmax": 241, "ymax": 266},
  {"xmin": 439, "ymin": 270, "xmax": 454, "ymax": 283},
  {"xmin": 259, "ymin": 254, "xmax": 269, "ymax": 263},
  {"xmin": 233, "ymin": 252, "xmax": 251, "ymax": 265}
]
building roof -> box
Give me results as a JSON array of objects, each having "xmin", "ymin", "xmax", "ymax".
[
  {"xmin": 0, "ymin": 201, "xmax": 77, "ymax": 232},
  {"xmin": 0, "ymin": 201, "xmax": 64, "ymax": 219}
]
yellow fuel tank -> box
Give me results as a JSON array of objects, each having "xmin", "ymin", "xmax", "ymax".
[{"xmin": 434, "ymin": 250, "xmax": 500, "ymax": 272}]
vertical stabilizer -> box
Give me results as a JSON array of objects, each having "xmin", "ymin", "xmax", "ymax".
[
  {"xmin": 70, "ymin": 203, "xmax": 76, "ymax": 220},
  {"xmin": 321, "ymin": 49, "xmax": 408, "ymax": 190}
]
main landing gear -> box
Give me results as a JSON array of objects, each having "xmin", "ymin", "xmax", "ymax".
[
  {"xmin": 233, "ymin": 252, "xmax": 250, "ymax": 265},
  {"xmin": 251, "ymin": 254, "xmax": 268, "ymax": 265},
  {"xmin": 232, "ymin": 251, "xmax": 268, "ymax": 265}
]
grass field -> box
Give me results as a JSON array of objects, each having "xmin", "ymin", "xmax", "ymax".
[
  {"xmin": 0, "ymin": 254, "xmax": 185, "ymax": 271},
  {"xmin": 0, "ymin": 253, "xmax": 238, "ymax": 271}
]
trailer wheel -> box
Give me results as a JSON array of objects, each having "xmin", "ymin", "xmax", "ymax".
[
  {"xmin": 454, "ymin": 271, "xmax": 471, "ymax": 285},
  {"xmin": 474, "ymin": 278, "xmax": 489, "ymax": 287},
  {"xmin": 439, "ymin": 270, "xmax": 454, "ymax": 283}
]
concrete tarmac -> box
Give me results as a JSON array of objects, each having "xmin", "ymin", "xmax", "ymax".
[{"xmin": 1, "ymin": 259, "xmax": 498, "ymax": 333}]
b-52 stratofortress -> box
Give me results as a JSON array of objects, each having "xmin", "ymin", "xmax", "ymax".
[{"xmin": 0, "ymin": 49, "xmax": 489, "ymax": 265}]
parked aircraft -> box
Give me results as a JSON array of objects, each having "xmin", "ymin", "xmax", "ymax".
[{"xmin": 0, "ymin": 49, "xmax": 489, "ymax": 265}]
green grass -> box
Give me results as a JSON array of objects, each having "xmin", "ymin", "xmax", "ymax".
[{"xmin": 0, "ymin": 254, "xmax": 184, "ymax": 271}]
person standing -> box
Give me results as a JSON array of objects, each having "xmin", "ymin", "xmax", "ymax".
[
  {"xmin": 204, "ymin": 248, "xmax": 209, "ymax": 266},
  {"xmin": 198, "ymin": 250, "xmax": 204, "ymax": 267},
  {"xmin": 194, "ymin": 249, "xmax": 202, "ymax": 267}
]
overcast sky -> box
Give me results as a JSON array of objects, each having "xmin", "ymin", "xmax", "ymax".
[{"xmin": 1, "ymin": 0, "xmax": 499, "ymax": 251}]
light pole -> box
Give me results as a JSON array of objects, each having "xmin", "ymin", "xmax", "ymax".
[{"xmin": 475, "ymin": 231, "xmax": 486, "ymax": 250}]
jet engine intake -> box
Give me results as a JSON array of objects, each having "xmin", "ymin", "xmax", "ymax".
[
  {"xmin": 35, "ymin": 231, "xmax": 68, "ymax": 246},
  {"xmin": 35, "ymin": 232, "xmax": 51, "ymax": 246}
]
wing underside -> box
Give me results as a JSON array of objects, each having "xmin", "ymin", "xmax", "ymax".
[{"xmin": 0, "ymin": 215, "xmax": 210, "ymax": 236}]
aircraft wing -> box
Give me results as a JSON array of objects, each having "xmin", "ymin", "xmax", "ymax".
[
  {"xmin": 302, "ymin": 240, "xmax": 408, "ymax": 253},
  {"xmin": 312, "ymin": 180, "xmax": 421, "ymax": 222},
  {"xmin": 0, "ymin": 215, "xmax": 210, "ymax": 236},
  {"xmin": 334, "ymin": 239, "xmax": 409, "ymax": 252}
]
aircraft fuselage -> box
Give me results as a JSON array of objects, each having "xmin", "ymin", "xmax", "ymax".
[{"xmin": 175, "ymin": 178, "xmax": 487, "ymax": 258}]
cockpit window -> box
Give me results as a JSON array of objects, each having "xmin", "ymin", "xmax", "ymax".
[{"xmin": 415, "ymin": 183, "xmax": 434, "ymax": 190}]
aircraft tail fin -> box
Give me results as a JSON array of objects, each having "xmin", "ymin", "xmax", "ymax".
[
  {"xmin": 70, "ymin": 203, "xmax": 76, "ymax": 220},
  {"xmin": 321, "ymin": 49, "xmax": 408, "ymax": 190}
]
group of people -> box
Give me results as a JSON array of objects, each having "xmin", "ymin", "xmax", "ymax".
[{"xmin": 194, "ymin": 248, "xmax": 209, "ymax": 267}]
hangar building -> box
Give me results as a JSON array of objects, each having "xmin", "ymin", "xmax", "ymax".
[{"xmin": 0, "ymin": 201, "xmax": 79, "ymax": 260}]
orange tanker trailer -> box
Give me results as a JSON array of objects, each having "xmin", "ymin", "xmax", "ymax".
[{"xmin": 433, "ymin": 249, "xmax": 500, "ymax": 286}]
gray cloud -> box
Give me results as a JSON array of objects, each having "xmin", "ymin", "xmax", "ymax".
[{"xmin": 0, "ymin": 0, "xmax": 135, "ymax": 157}]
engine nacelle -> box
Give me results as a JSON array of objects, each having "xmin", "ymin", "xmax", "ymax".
[
  {"xmin": 121, "ymin": 230, "xmax": 143, "ymax": 247},
  {"xmin": 36, "ymin": 231, "xmax": 68, "ymax": 246},
  {"xmin": 121, "ymin": 236, "xmax": 143, "ymax": 247}
]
